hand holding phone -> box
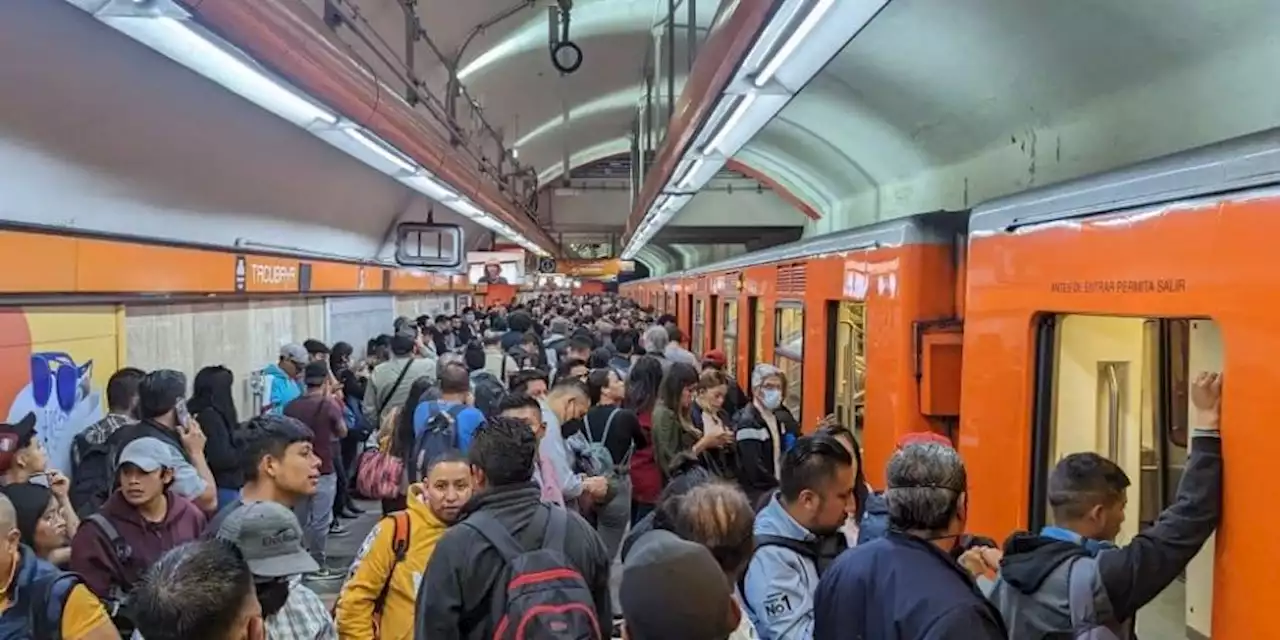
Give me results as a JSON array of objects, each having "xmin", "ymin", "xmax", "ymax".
[{"xmin": 175, "ymin": 398, "xmax": 192, "ymax": 430}]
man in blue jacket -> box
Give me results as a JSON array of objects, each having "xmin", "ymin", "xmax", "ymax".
[
  {"xmin": 261, "ymin": 343, "xmax": 307, "ymax": 415},
  {"xmin": 814, "ymin": 441, "xmax": 1007, "ymax": 639},
  {"xmin": 742, "ymin": 434, "xmax": 857, "ymax": 640}
]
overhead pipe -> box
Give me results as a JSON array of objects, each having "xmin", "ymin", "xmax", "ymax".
[
  {"xmin": 623, "ymin": 0, "xmax": 778, "ymax": 241},
  {"xmin": 666, "ymin": 0, "xmax": 676, "ymax": 121},
  {"xmin": 183, "ymin": 0, "xmax": 559, "ymax": 254}
]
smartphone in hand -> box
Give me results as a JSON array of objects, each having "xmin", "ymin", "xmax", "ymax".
[{"xmin": 175, "ymin": 398, "xmax": 192, "ymax": 431}]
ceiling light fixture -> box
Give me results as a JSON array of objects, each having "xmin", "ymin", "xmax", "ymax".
[
  {"xmin": 622, "ymin": 0, "xmax": 891, "ymax": 260},
  {"xmin": 73, "ymin": 1, "xmax": 555, "ymax": 257}
]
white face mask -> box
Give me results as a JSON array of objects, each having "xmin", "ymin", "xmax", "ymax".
[
  {"xmin": 761, "ymin": 388, "xmax": 783, "ymax": 410},
  {"xmin": 842, "ymin": 515, "xmax": 860, "ymax": 547}
]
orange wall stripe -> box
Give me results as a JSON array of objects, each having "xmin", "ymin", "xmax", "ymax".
[{"xmin": 0, "ymin": 230, "xmax": 478, "ymax": 296}]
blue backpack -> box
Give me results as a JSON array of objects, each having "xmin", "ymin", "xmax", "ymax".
[
  {"xmin": 411, "ymin": 404, "xmax": 468, "ymax": 480},
  {"xmin": 0, "ymin": 547, "xmax": 81, "ymax": 640},
  {"xmin": 343, "ymin": 395, "xmax": 373, "ymax": 440}
]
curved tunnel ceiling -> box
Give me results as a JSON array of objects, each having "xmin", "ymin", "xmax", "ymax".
[{"xmin": 445, "ymin": 0, "xmax": 1280, "ymax": 235}]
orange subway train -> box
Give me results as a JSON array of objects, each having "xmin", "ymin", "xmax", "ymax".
[{"xmin": 621, "ymin": 128, "xmax": 1280, "ymax": 639}]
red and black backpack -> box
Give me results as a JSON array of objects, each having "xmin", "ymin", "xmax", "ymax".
[{"xmin": 463, "ymin": 507, "xmax": 602, "ymax": 640}]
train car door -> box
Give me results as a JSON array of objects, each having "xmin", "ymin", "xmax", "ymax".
[
  {"xmin": 1030, "ymin": 314, "xmax": 1219, "ymax": 638},
  {"xmin": 825, "ymin": 300, "xmax": 867, "ymax": 438},
  {"xmin": 774, "ymin": 302, "xmax": 805, "ymax": 423},
  {"xmin": 747, "ymin": 296, "xmax": 762, "ymax": 373},
  {"xmin": 723, "ymin": 298, "xmax": 740, "ymax": 379},
  {"xmin": 709, "ymin": 295, "xmax": 719, "ymax": 353},
  {"xmin": 692, "ymin": 297, "xmax": 706, "ymax": 354},
  {"xmin": 685, "ymin": 294, "xmax": 695, "ymax": 340}
]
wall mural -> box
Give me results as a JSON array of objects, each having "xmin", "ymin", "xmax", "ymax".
[{"xmin": 0, "ymin": 307, "xmax": 119, "ymax": 474}]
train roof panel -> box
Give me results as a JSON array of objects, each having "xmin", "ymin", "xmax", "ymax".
[
  {"xmin": 971, "ymin": 127, "xmax": 1280, "ymax": 235},
  {"xmin": 630, "ymin": 211, "xmax": 965, "ymax": 283}
]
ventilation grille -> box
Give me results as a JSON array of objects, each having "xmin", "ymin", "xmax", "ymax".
[{"xmin": 776, "ymin": 263, "xmax": 807, "ymax": 294}]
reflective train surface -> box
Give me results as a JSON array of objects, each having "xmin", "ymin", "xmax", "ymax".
[{"xmin": 619, "ymin": 128, "xmax": 1280, "ymax": 640}]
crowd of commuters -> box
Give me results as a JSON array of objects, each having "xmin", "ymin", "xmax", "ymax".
[{"xmin": 0, "ymin": 294, "xmax": 1225, "ymax": 640}]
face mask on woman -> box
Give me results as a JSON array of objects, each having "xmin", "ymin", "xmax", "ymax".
[{"xmin": 761, "ymin": 388, "xmax": 782, "ymax": 410}]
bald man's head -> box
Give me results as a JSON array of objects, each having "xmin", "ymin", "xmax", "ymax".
[
  {"xmin": 0, "ymin": 494, "xmax": 19, "ymax": 578},
  {"xmin": 0, "ymin": 493, "xmax": 16, "ymax": 532}
]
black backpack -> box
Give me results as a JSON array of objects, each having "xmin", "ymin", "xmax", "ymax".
[
  {"xmin": 737, "ymin": 533, "xmax": 847, "ymax": 596},
  {"xmin": 463, "ymin": 508, "xmax": 602, "ymax": 640},
  {"xmin": 470, "ymin": 371, "xmax": 507, "ymax": 419},
  {"xmin": 84, "ymin": 515, "xmax": 137, "ymax": 633},
  {"xmin": 68, "ymin": 433, "xmax": 112, "ymax": 519}
]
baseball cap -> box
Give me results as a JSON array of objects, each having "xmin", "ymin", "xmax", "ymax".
[
  {"xmin": 216, "ymin": 501, "xmax": 319, "ymax": 578},
  {"xmin": 702, "ymin": 350, "xmax": 727, "ymax": 367},
  {"xmin": 0, "ymin": 413, "xmax": 38, "ymax": 474},
  {"xmin": 620, "ymin": 530, "xmax": 738, "ymax": 640},
  {"xmin": 302, "ymin": 361, "xmax": 330, "ymax": 386},
  {"xmin": 279, "ymin": 344, "xmax": 308, "ymax": 368},
  {"xmin": 116, "ymin": 437, "xmax": 178, "ymax": 473},
  {"xmin": 896, "ymin": 431, "xmax": 953, "ymax": 449}
]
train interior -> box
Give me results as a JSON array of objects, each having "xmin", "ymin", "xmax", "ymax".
[{"xmin": 1041, "ymin": 315, "xmax": 1220, "ymax": 638}]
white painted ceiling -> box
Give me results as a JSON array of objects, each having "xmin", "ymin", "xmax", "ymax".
[{"xmin": 8, "ymin": 0, "xmax": 1280, "ymax": 274}]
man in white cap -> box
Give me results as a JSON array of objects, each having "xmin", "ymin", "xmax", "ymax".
[{"xmin": 217, "ymin": 501, "xmax": 336, "ymax": 640}]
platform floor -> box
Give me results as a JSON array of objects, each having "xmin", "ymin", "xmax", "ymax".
[{"xmin": 302, "ymin": 498, "xmax": 383, "ymax": 609}]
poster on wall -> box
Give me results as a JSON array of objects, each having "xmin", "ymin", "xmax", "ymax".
[
  {"xmin": 467, "ymin": 251, "xmax": 526, "ymax": 285},
  {"xmin": 0, "ymin": 307, "xmax": 118, "ymax": 474}
]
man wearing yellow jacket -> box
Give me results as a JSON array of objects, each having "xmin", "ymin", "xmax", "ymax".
[{"xmin": 335, "ymin": 450, "xmax": 473, "ymax": 640}]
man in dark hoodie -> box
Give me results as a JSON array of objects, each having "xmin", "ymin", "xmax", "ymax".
[
  {"xmin": 70, "ymin": 437, "xmax": 207, "ymax": 633},
  {"xmin": 414, "ymin": 417, "xmax": 610, "ymax": 639},
  {"xmin": 984, "ymin": 372, "xmax": 1224, "ymax": 638}
]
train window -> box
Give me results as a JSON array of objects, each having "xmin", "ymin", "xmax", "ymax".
[
  {"xmin": 832, "ymin": 301, "xmax": 867, "ymax": 437},
  {"xmin": 723, "ymin": 301, "xmax": 739, "ymax": 374},
  {"xmin": 692, "ymin": 299, "xmax": 705, "ymax": 354},
  {"xmin": 774, "ymin": 304, "xmax": 804, "ymax": 421},
  {"xmin": 1032, "ymin": 314, "xmax": 1219, "ymax": 639},
  {"xmin": 750, "ymin": 298, "xmax": 765, "ymax": 373}
]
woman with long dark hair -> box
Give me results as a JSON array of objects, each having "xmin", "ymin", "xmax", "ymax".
[
  {"xmin": 623, "ymin": 355, "xmax": 664, "ymax": 524},
  {"xmin": 379, "ymin": 376, "xmax": 436, "ymax": 515},
  {"xmin": 188, "ymin": 365, "xmax": 241, "ymax": 509},
  {"xmin": 578, "ymin": 367, "xmax": 646, "ymax": 564},
  {"xmin": 816, "ymin": 423, "xmax": 872, "ymax": 546},
  {"xmin": 652, "ymin": 363, "xmax": 735, "ymax": 485}
]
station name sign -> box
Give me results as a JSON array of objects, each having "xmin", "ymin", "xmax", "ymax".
[{"xmin": 235, "ymin": 255, "xmax": 313, "ymax": 293}]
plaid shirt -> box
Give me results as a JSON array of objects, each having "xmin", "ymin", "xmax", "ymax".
[
  {"xmin": 130, "ymin": 582, "xmax": 336, "ymax": 640},
  {"xmin": 266, "ymin": 582, "xmax": 337, "ymax": 640},
  {"xmin": 72, "ymin": 413, "xmax": 135, "ymax": 467}
]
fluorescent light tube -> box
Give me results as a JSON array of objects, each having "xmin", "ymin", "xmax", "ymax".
[
  {"xmin": 342, "ymin": 127, "xmax": 417, "ymax": 175},
  {"xmin": 101, "ymin": 16, "xmax": 337, "ymax": 129},
  {"xmin": 90, "ymin": 10, "xmax": 557, "ymax": 258},
  {"xmin": 679, "ymin": 158, "xmax": 705, "ymax": 189},
  {"xmin": 704, "ymin": 93, "xmax": 757, "ymax": 156},
  {"xmin": 400, "ymin": 173, "xmax": 460, "ymax": 203},
  {"xmin": 754, "ymin": 0, "xmax": 836, "ymax": 88}
]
